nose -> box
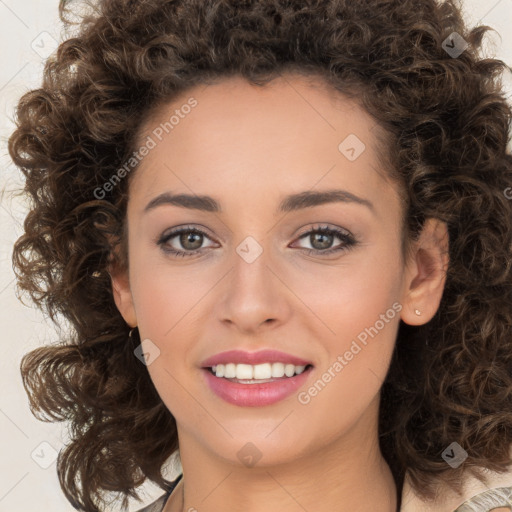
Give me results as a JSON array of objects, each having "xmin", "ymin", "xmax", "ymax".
[{"xmin": 216, "ymin": 238, "xmax": 292, "ymax": 333}]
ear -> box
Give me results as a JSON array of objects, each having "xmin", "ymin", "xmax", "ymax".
[
  {"xmin": 109, "ymin": 263, "xmax": 137, "ymax": 328},
  {"xmin": 400, "ymin": 218, "xmax": 449, "ymax": 326}
]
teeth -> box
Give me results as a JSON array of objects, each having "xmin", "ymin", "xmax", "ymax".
[
  {"xmin": 210, "ymin": 362, "xmax": 308, "ymax": 379},
  {"xmin": 236, "ymin": 364, "xmax": 253, "ymax": 380},
  {"xmin": 284, "ymin": 364, "xmax": 295, "ymax": 377},
  {"xmin": 225, "ymin": 363, "xmax": 237, "ymax": 378},
  {"xmin": 254, "ymin": 363, "xmax": 272, "ymax": 379}
]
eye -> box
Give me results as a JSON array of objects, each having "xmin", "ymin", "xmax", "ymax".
[
  {"xmin": 291, "ymin": 224, "xmax": 358, "ymax": 256},
  {"xmin": 157, "ymin": 226, "xmax": 217, "ymax": 257}
]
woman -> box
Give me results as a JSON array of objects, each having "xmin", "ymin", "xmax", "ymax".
[{"xmin": 8, "ymin": 0, "xmax": 512, "ymax": 511}]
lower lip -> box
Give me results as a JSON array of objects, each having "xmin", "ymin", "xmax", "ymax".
[{"xmin": 201, "ymin": 366, "xmax": 314, "ymax": 407}]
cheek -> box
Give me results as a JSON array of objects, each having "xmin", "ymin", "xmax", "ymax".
[
  {"xmin": 128, "ymin": 261, "xmax": 203, "ymax": 412},
  {"xmin": 294, "ymin": 243, "xmax": 402, "ymax": 392},
  {"xmin": 295, "ymin": 242, "xmax": 403, "ymax": 337},
  {"xmin": 126, "ymin": 251, "xmax": 205, "ymax": 393},
  {"xmin": 129, "ymin": 246, "xmax": 212, "ymax": 338},
  {"xmin": 294, "ymin": 278, "xmax": 400, "ymax": 432}
]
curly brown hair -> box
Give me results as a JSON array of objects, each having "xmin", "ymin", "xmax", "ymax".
[{"xmin": 8, "ymin": 0, "xmax": 512, "ymax": 510}]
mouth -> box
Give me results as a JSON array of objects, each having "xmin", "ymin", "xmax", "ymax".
[{"xmin": 200, "ymin": 364, "xmax": 315, "ymax": 407}]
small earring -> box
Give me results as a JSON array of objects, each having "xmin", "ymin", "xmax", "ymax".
[
  {"xmin": 128, "ymin": 326, "xmax": 138, "ymax": 338},
  {"xmin": 414, "ymin": 309, "xmax": 421, "ymax": 316}
]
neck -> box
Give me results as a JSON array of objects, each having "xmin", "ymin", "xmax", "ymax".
[{"xmin": 165, "ymin": 395, "xmax": 398, "ymax": 512}]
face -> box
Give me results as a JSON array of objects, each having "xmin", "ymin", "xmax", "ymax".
[{"xmin": 111, "ymin": 73, "xmax": 447, "ymax": 469}]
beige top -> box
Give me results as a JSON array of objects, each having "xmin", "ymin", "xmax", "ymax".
[{"xmin": 401, "ymin": 445, "xmax": 512, "ymax": 511}]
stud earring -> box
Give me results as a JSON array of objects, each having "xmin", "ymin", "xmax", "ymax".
[{"xmin": 414, "ymin": 309, "xmax": 421, "ymax": 316}]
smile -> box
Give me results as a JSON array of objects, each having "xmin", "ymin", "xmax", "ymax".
[{"xmin": 201, "ymin": 364, "xmax": 314, "ymax": 407}]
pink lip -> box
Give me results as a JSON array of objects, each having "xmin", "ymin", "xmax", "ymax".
[
  {"xmin": 200, "ymin": 349, "xmax": 313, "ymax": 368},
  {"xmin": 201, "ymin": 366, "xmax": 314, "ymax": 407}
]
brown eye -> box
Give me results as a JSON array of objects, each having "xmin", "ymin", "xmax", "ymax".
[
  {"xmin": 308, "ymin": 231, "xmax": 335, "ymax": 250},
  {"xmin": 178, "ymin": 231, "xmax": 204, "ymax": 251},
  {"xmin": 157, "ymin": 226, "xmax": 216, "ymax": 257},
  {"xmin": 293, "ymin": 225, "xmax": 357, "ymax": 256}
]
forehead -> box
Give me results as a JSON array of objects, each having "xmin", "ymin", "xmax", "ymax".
[{"xmin": 130, "ymin": 73, "xmax": 397, "ymax": 210}]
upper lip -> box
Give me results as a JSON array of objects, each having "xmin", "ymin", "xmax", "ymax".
[{"xmin": 200, "ymin": 350, "xmax": 313, "ymax": 368}]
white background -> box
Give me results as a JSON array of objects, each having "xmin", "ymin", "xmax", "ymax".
[{"xmin": 1, "ymin": 1, "xmax": 511, "ymax": 511}]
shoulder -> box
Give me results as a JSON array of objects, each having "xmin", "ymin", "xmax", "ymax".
[
  {"xmin": 453, "ymin": 486, "xmax": 512, "ymax": 511},
  {"xmin": 400, "ymin": 450, "xmax": 512, "ymax": 512},
  {"xmin": 402, "ymin": 483, "xmax": 512, "ymax": 512},
  {"xmin": 134, "ymin": 473, "xmax": 183, "ymax": 512}
]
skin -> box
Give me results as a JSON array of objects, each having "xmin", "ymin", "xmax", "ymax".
[{"xmin": 111, "ymin": 73, "xmax": 449, "ymax": 512}]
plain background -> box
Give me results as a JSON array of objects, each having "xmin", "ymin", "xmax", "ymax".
[{"xmin": 1, "ymin": 1, "xmax": 511, "ymax": 511}]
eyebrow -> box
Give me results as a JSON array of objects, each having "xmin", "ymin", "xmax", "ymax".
[{"xmin": 143, "ymin": 189, "xmax": 375, "ymax": 214}]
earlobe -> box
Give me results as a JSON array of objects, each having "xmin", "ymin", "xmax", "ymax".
[
  {"xmin": 401, "ymin": 218, "xmax": 449, "ymax": 326},
  {"xmin": 109, "ymin": 266, "xmax": 137, "ymax": 328}
]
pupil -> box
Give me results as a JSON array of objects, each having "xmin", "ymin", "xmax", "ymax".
[
  {"xmin": 312, "ymin": 233, "xmax": 332, "ymax": 250},
  {"xmin": 181, "ymin": 232, "xmax": 202, "ymax": 250}
]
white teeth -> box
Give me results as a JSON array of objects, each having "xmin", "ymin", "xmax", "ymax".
[
  {"xmin": 210, "ymin": 362, "xmax": 308, "ymax": 379},
  {"xmin": 284, "ymin": 364, "xmax": 295, "ymax": 377},
  {"xmin": 254, "ymin": 363, "xmax": 272, "ymax": 379},
  {"xmin": 236, "ymin": 364, "xmax": 253, "ymax": 380},
  {"xmin": 224, "ymin": 363, "xmax": 236, "ymax": 378},
  {"xmin": 272, "ymin": 362, "xmax": 285, "ymax": 378}
]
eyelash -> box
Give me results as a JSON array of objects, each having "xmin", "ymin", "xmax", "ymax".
[{"xmin": 157, "ymin": 224, "xmax": 358, "ymax": 258}]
